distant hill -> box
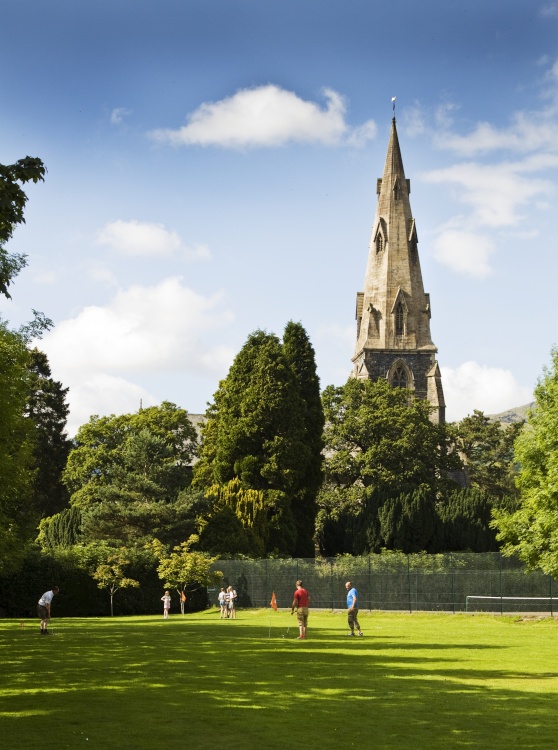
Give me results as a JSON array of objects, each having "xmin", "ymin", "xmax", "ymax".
[
  {"xmin": 191, "ymin": 406, "xmax": 536, "ymax": 433},
  {"xmin": 488, "ymin": 403, "xmax": 534, "ymax": 426}
]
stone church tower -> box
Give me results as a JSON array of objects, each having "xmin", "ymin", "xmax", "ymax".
[{"xmin": 352, "ymin": 117, "xmax": 445, "ymax": 423}]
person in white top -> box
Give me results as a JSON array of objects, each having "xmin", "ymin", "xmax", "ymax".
[
  {"xmin": 227, "ymin": 586, "xmax": 237, "ymax": 619},
  {"xmin": 161, "ymin": 591, "xmax": 171, "ymax": 619},
  {"xmin": 38, "ymin": 587, "xmax": 59, "ymax": 635},
  {"xmin": 218, "ymin": 588, "xmax": 227, "ymax": 618}
]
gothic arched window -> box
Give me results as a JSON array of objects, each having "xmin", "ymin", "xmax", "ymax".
[
  {"xmin": 395, "ymin": 302, "xmax": 405, "ymax": 336},
  {"xmin": 392, "ymin": 365, "xmax": 408, "ymax": 388},
  {"xmin": 376, "ymin": 234, "xmax": 384, "ymax": 253}
]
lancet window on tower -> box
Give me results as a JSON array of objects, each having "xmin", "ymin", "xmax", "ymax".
[
  {"xmin": 395, "ymin": 301, "xmax": 405, "ymax": 336},
  {"xmin": 376, "ymin": 234, "xmax": 384, "ymax": 253},
  {"xmin": 391, "ymin": 365, "xmax": 408, "ymax": 388}
]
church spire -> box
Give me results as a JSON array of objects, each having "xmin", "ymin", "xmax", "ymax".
[{"xmin": 352, "ymin": 116, "xmax": 445, "ymax": 423}]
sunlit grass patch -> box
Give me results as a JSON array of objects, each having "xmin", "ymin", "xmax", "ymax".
[{"xmin": 1, "ymin": 610, "xmax": 558, "ymax": 749}]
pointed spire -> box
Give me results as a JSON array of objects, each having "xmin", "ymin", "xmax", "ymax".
[
  {"xmin": 377, "ymin": 117, "xmax": 410, "ymax": 219},
  {"xmin": 352, "ymin": 114, "xmax": 445, "ymax": 423}
]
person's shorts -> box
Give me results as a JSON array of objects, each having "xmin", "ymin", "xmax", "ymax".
[
  {"xmin": 297, "ymin": 606, "xmax": 309, "ymax": 626},
  {"xmin": 37, "ymin": 605, "xmax": 49, "ymax": 620}
]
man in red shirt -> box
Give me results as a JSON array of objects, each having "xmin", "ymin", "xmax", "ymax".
[{"xmin": 291, "ymin": 580, "xmax": 310, "ymax": 639}]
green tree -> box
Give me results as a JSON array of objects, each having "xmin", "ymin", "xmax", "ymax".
[
  {"xmin": 193, "ymin": 330, "xmax": 309, "ymax": 555},
  {"xmin": 92, "ymin": 548, "xmax": 140, "ymax": 616},
  {"xmin": 37, "ymin": 506, "xmax": 83, "ymax": 549},
  {"xmin": 454, "ymin": 410, "xmax": 522, "ymax": 499},
  {"xmin": 0, "ymin": 156, "xmax": 47, "ymax": 571},
  {"xmin": 0, "ymin": 322, "xmax": 34, "ymax": 571},
  {"xmin": 152, "ymin": 535, "xmax": 222, "ymax": 614},
  {"xmin": 379, "ymin": 488, "xmax": 439, "ymax": 554},
  {"xmin": 321, "ymin": 377, "xmax": 458, "ymax": 493},
  {"xmin": 198, "ymin": 478, "xmax": 267, "ymax": 557},
  {"xmin": 0, "ymin": 157, "xmax": 46, "ymax": 298},
  {"xmin": 26, "ymin": 349, "xmax": 72, "ymax": 519},
  {"xmin": 493, "ymin": 348, "xmax": 558, "ymax": 575},
  {"xmin": 61, "ymin": 403, "xmax": 198, "ymax": 546},
  {"xmin": 437, "ymin": 488, "xmax": 501, "ymax": 552},
  {"xmin": 317, "ymin": 377, "xmax": 461, "ymax": 555},
  {"xmin": 282, "ymin": 321, "xmax": 324, "ymax": 557}
]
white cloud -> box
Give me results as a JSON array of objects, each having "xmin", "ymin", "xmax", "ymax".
[
  {"xmin": 435, "ymin": 102, "xmax": 458, "ymax": 130},
  {"xmin": 110, "ymin": 107, "xmax": 133, "ymax": 125},
  {"xmin": 435, "ymin": 113, "xmax": 558, "ymax": 156},
  {"xmin": 432, "ymin": 229, "xmax": 494, "ymax": 278},
  {"xmin": 65, "ymin": 375, "xmax": 158, "ymax": 437},
  {"xmin": 40, "ymin": 277, "xmax": 234, "ymax": 375},
  {"xmin": 539, "ymin": 3, "xmax": 558, "ymax": 19},
  {"xmin": 96, "ymin": 220, "xmax": 211, "ymax": 260},
  {"xmin": 424, "ymin": 159, "xmax": 556, "ymax": 229},
  {"xmin": 38, "ymin": 278, "xmax": 236, "ymax": 434},
  {"xmin": 346, "ymin": 120, "xmax": 378, "ymax": 147},
  {"xmin": 441, "ymin": 361, "xmax": 533, "ymax": 422},
  {"xmin": 403, "ymin": 103, "xmax": 427, "ymax": 137},
  {"xmin": 87, "ymin": 263, "xmax": 119, "ymax": 287},
  {"xmin": 149, "ymin": 85, "xmax": 376, "ymax": 149},
  {"xmin": 433, "ymin": 56, "xmax": 558, "ymax": 156}
]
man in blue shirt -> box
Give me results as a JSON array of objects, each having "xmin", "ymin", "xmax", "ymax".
[{"xmin": 345, "ymin": 581, "xmax": 363, "ymax": 636}]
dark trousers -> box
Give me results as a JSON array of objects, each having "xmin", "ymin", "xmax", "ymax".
[{"xmin": 348, "ymin": 608, "xmax": 360, "ymax": 632}]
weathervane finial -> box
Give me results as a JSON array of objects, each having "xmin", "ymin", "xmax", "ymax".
[{"xmin": 391, "ymin": 96, "xmax": 396, "ymax": 117}]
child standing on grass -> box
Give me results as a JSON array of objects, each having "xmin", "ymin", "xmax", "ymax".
[{"xmin": 161, "ymin": 591, "xmax": 171, "ymax": 619}]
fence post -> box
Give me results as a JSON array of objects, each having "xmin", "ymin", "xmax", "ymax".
[
  {"xmin": 368, "ymin": 555, "xmax": 371, "ymax": 612},
  {"xmin": 408, "ymin": 555, "xmax": 412, "ymax": 614},
  {"xmin": 500, "ymin": 552, "xmax": 504, "ymax": 615},
  {"xmin": 451, "ymin": 558, "xmax": 455, "ymax": 615},
  {"xmin": 330, "ymin": 559, "xmax": 333, "ymax": 611},
  {"xmin": 551, "ymin": 575, "xmax": 553, "ymax": 618},
  {"xmin": 265, "ymin": 558, "xmax": 268, "ymax": 609}
]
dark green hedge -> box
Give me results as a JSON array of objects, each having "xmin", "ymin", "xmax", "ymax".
[{"xmin": 0, "ymin": 546, "xmax": 208, "ymax": 618}]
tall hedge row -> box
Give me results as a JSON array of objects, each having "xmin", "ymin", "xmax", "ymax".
[{"xmin": 0, "ymin": 546, "xmax": 208, "ymax": 618}]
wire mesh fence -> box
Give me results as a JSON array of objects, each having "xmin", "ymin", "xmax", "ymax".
[{"xmin": 212, "ymin": 553, "xmax": 558, "ymax": 614}]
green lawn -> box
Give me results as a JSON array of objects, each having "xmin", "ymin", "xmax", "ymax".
[{"xmin": 1, "ymin": 610, "xmax": 558, "ymax": 749}]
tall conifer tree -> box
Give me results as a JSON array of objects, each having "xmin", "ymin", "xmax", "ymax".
[
  {"xmin": 282, "ymin": 321, "xmax": 324, "ymax": 557},
  {"xmin": 194, "ymin": 329, "xmax": 310, "ymax": 556},
  {"xmin": 26, "ymin": 349, "xmax": 72, "ymax": 519}
]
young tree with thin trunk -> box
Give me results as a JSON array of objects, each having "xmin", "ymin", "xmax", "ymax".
[{"xmin": 92, "ymin": 549, "xmax": 140, "ymax": 616}]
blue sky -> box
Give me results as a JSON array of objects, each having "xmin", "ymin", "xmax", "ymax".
[{"xmin": 1, "ymin": 0, "xmax": 557, "ymax": 434}]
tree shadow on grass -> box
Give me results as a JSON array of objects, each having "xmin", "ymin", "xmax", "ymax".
[{"xmin": 1, "ymin": 617, "xmax": 557, "ymax": 750}]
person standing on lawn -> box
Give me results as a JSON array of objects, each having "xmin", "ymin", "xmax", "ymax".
[
  {"xmin": 161, "ymin": 590, "xmax": 171, "ymax": 619},
  {"xmin": 227, "ymin": 586, "xmax": 237, "ymax": 619},
  {"xmin": 218, "ymin": 588, "xmax": 227, "ymax": 618},
  {"xmin": 38, "ymin": 587, "xmax": 59, "ymax": 635},
  {"xmin": 291, "ymin": 580, "xmax": 310, "ymax": 639},
  {"xmin": 345, "ymin": 581, "xmax": 363, "ymax": 637}
]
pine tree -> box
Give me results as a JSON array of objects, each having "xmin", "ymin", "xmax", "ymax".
[
  {"xmin": 282, "ymin": 321, "xmax": 324, "ymax": 557},
  {"xmin": 379, "ymin": 488, "xmax": 438, "ymax": 553},
  {"xmin": 26, "ymin": 349, "xmax": 72, "ymax": 519},
  {"xmin": 194, "ymin": 330, "xmax": 309, "ymax": 556},
  {"xmin": 437, "ymin": 488, "xmax": 500, "ymax": 552}
]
